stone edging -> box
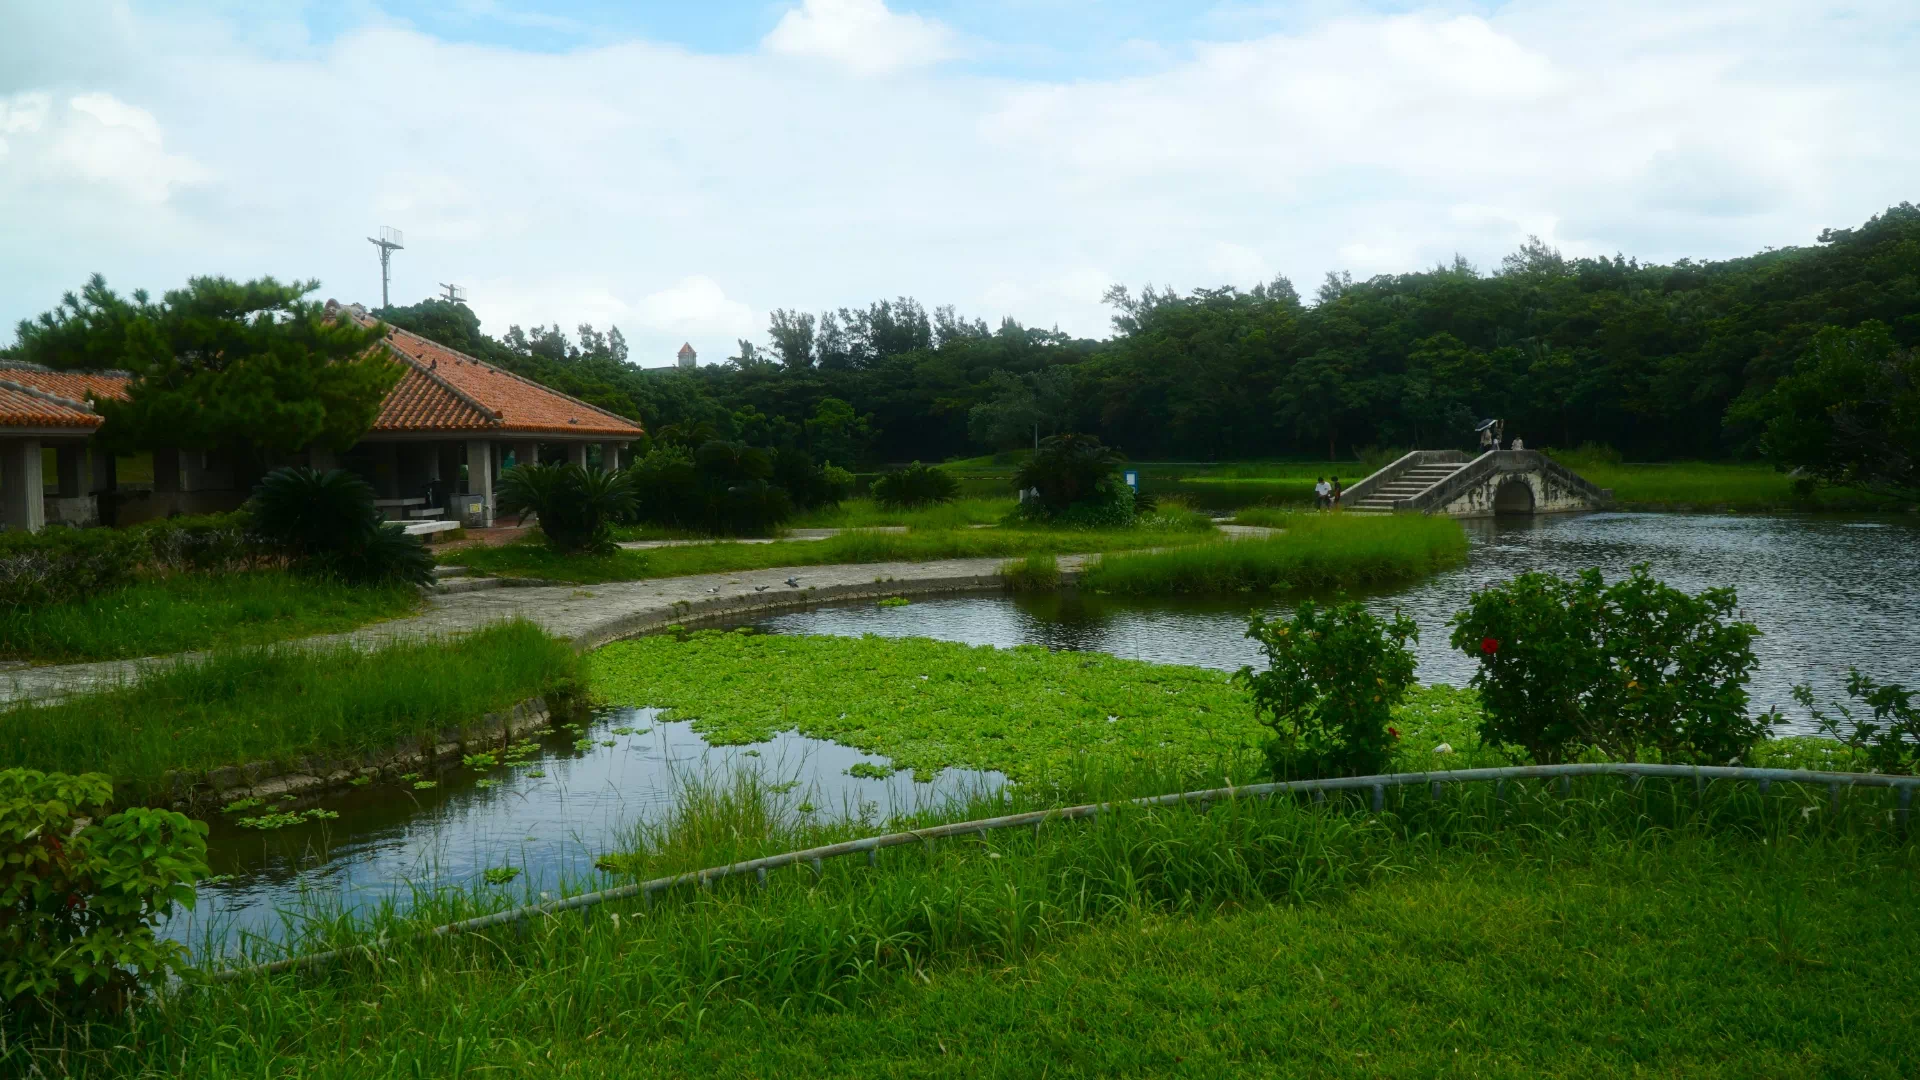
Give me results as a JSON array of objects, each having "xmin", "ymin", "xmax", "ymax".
[
  {"xmin": 564, "ymin": 562, "xmax": 1090, "ymax": 651},
  {"xmin": 157, "ymin": 696, "xmax": 560, "ymax": 811}
]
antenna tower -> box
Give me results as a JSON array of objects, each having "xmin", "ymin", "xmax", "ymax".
[
  {"xmin": 366, "ymin": 226, "xmax": 405, "ymax": 309},
  {"xmin": 438, "ymin": 282, "xmax": 467, "ymax": 305}
]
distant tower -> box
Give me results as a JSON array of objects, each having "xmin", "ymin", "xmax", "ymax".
[
  {"xmin": 367, "ymin": 226, "xmax": 404, "ymax": 309},
  {"xmin": 438, "ymin": 282, "xmax": 466, "ymax": 305},
  {"xmin": 677, "ymin": 342, "xmax": 697, "ymax": 369}
]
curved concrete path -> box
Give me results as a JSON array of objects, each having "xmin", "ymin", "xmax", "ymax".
[
  {"xmin": 0, "ymin": 525, "xmax": 1277, "ymax": 706},
  {"xmin": 0, "ymin": 553, "xmax": 1097, "ymax": 706}
]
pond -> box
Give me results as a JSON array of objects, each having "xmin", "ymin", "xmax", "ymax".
[
  {"xmin": 755, "ymin": 511, "xmax": 1920, "ymax": 735},
  {"xmin": 182, "ymin": 511, "xmax": 1918, "ymax": 956}
]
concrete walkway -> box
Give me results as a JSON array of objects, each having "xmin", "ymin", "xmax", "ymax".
[{"xmin": 0, "ymin": 553, "xmax": 1097, "ymax": 706}]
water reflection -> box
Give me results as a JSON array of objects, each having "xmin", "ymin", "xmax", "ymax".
[
  {"xmin": 177, "ymin": 711, "xmax": 1002, "ymax": 957},
  {"xmin": 755, "ymin": 512, "xmax": 1920, "ymax": 735}
]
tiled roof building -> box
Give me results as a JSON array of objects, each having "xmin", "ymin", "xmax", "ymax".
[{"xmin": 0, "ymin": 307, "xmax": 644, "ymax": 531}]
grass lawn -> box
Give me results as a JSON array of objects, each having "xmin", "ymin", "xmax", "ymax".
[
  {"xmin": 449, "ymin": 523, "xmax": 1219, "ymax": 585},
  {"xmin": 1571, "ymin": 461, "xmax": 1905, "ymax": 512},
  {"xmin": 0, "ymin": 620, "xmax": 580, "ymax": 798},
  {"xmin": 25, "ymin": 762, "xmax": 1915, "ymax": 1078},
  {"xmin": 0, "ymin": 572, "xmax": 423, "ymax": 663},
  {"xmin": 786, "ymin": 496, "xmax": 1018, "ymax": 530}
]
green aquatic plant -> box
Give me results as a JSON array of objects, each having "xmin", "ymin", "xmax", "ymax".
[
  {"xmin": 877, "ymin": 596, "xmax": 911, "ymax": 608},
  {"xmin": 411, "ymin": 781, "xmax": 437, "ymax": 791},
  {"xmin": 462, "ymin": 752, "xmax": 499, "ymax": 770},
  {"xmin": 846, "ymin": 763, "xmax": 896, "ymax": 780},
  {"xmin": 219, "ymin": 798, "xmax": 263, "ymax": 814},
  {"xmin": 475, "ymin": 779, "xmax": 501, "ymax": 790},
  {"xmin": 481, "ymin": 866, "xmax": 522, "ymax": 886}
]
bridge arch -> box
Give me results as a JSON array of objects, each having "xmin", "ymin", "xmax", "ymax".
[{"xmin": 1493, "ymin": 478, "xmax": 1536, "ymax": 515}]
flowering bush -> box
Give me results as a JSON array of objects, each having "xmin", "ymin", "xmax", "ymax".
[
  {"xmin": 1237, "ymin": 599, "xmax": 1418, "ymax": 778},
  {"xmin": 1449, "ymin": 565, "xmax": 1769, "ymax": 764},
  {"xmin": 0, "ymin": 769, "xmax": 208, "ymax": 1015}
]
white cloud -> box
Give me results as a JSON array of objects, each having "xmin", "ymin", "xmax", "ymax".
[
  {"xmin": 0, "ymin": 0, "xmax": 1915, "ymax": 368},
  {"xmin": 762, "ymin": 0, "xmax": 959, "ymax": 76}
]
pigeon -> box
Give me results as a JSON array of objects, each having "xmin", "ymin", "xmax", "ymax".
[
  {"xmin": 754, "ymin": 584, "xmax": 770, "ymax": 592},
  {"xmin": 785, "ymin": 576, "xmax": 801, "ymax": 588},
  {"xmin": 706, "ymin": 586, "xmax": 721, "ymax": 594}
]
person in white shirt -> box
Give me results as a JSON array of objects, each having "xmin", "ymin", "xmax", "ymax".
[{"xmin": 1314, "ymin": 477, "xmax": 1331, "ymax": 509}]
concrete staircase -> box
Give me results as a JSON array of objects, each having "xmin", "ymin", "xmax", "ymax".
[{"xmin": 1349, "ymin": 460, "xmax": 1467, "ymax": 514}]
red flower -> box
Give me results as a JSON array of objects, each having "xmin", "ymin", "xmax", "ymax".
[
  {"xmin": 1480, "ymin": 637, "xmax": 1500, "ymax": 656},
  {"xmin": 1388, "ymin": 727, "xmax": 1400, "ymax": 740}
]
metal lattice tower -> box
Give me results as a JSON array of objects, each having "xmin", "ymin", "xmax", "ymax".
[
  {"xmin": 438, "ymin": 282, "xmax": 466, "ymax": 305},
  {"xmin": 367, "ymin": 226, "xmax": 404, "ymax": 309}
]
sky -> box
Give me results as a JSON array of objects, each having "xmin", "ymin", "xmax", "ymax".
[{"xmin": 1, "ymin": 1, "xmax": 1915, "ymax": 369}]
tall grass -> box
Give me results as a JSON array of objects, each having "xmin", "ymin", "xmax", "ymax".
[
  {"xmin": 1570, "ymin": 460, "xmax": 1903, "ymax": 511},
  {"xmin": 999, "ymin": 552, "xmax": 1061, "ymax": 591},
  {"xmin": 13, "ymin": 762, "xmax": 1917, "ymax": 1077},
  {"xmin": 0, "ymin": 620, "xmax": 581, "ymax": 797},
  {"xmin": 0, "ymin": 572, "xmax": 422, "ymax": 663},
  {"xmin": 785, "ymin": 496, "xmax": 1017, "ymax": 530},
  {"xmin": 1082, "ymin": 513, "xmax": 1468, "ymax": 594}
]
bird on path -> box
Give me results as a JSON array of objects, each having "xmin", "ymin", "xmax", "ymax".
[
  {"xmin": 754, "ymin": 585, "xmax": 770, "ymax": 592},
  {"xmin": 785, "ymin": 576, "xmax": 801, "ymax": 588},
  {"xmin": 705, "ymin": 586, "xmax": 721, "ymax": 594}
]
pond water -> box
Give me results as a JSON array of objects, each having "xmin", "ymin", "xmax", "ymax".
[
  {"xmin": 174, "ymin": 715, "xmax": 1002, "ymax": 958},
  {"xmin": 755, "ymin": 512, "xmax": 1920, "ymax": 735},
  {"xmin": 182, "ymin": 511, "xmax": 1917, "ymax": 955}
]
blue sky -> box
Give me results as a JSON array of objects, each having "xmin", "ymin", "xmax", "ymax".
[{"xmin": 2, "ymin": 1, "xmax": 1916, "ymax": 367}]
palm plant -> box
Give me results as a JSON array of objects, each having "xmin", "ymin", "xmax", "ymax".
[
  {"xmin": 496, "ymin": 463, "xmax": 639, "ymax": 554},
  {"xmin": 248, "ymin": 467, "xmax": 433, "ymax": 586}
]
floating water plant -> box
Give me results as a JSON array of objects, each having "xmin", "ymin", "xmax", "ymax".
[
  {"xmin": 220, "ymin": 798, "xmax": 263, "ymax": 814},
  {"xmin": 412, "ymin": 780, "xmax": 437, "ymax": 791},
  {"xmin": 847, "ymin": 762, "xmax": 895, "ymax": 779},
  {"xmin": 481, "ymin": 866, "xmax": 521, "ymax": 886}
]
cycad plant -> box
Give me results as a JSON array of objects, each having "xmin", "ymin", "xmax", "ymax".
[
  {"xmin": 249, "ymin": 467, "xmax": 434, "ymax": 586},
  {"xmin": 496, "ymin": 463, "xmax": 639, "ymax": 554}
]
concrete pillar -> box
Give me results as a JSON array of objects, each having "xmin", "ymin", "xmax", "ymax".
[
  {"xmin": 567, "ymin": 443, "xmax": 588, "ymax": 470},
  {"xmin": 601, "ymin": 441, "xmax": 623, "ymax": 471},
  {"xmin": 1, "ymin": 439, "xmax": 45, "ymax": 533},
  {"xmin": 513, "ymin": 441, "xmax": 539, "ymax": 470},
  {"xmin": 423, "ymin": 443, "xmax": 442, "ymax": 483},
  {"xmin": 465, "ymin": 439, "xmax": 494, "ymax": 527},
  {"xmin": 55, "ymin": 445, "xmax": 83, "ymax": 498}
]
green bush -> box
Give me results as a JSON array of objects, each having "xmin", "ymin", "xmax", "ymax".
[
  {"xmin": 128, "ymin": 511, "xmax": 266, "ymax": 574},
  {"xmin": 1237, "ymin": 600, "xmax": 1418, "ymax": 778},
  {"xmin": 248, "ymin": 467, "xmax": 433, "ymax": 587},
  {"xmin": 497, "ymin": 463, "xmax": 639, "ymax": 555},
  {"xmin": 872, "ymin": 462, "xmax": 960, "ymax": 509},
  {"xmin": 0, "ymin": 527, "xmax": 142, "ymax": 608},
  {"xmin": 1796, "ymin": 670, "xmax": 1918, "ymax": 774},
  {"xmin": 0, "ymin": 769, "xmax": 207, "ymax": 1015},
  {"xmin": 1000, "ymin": 552, "xmax": 1061, "ymax": 591},
  {"xmin": 1449, "ymin": 565, "xmax": 1769, "ymax": 764}
]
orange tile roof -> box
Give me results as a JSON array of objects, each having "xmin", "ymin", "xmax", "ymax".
[
  {"xmin": 0, "ymin": 366, "xmax": 128, "ymax": 430},
  {"xmin": 371, "ymin": 326, "xmax": 646, "ymax": 439}
]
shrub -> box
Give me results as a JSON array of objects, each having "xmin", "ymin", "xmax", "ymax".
[
  {"xmin": 1795, "ymin": 671, "xmax": 1918, "ymax": 774},
  {"xmin": 1449, "ymin": 565, "xmax": 1769, "ymax": 764},
  {"xmin": 1237, "ymin": 600, "xmax": 1418, "ymax": 778},
  {"xmin": 0, "ymin": 527, "xmax": 142, "ymax": 608},
  {"xmin": 497, "ymin": 463, "xmax": 639, "ymax": 555},
  {"xmin": 872, "ymin": 462, "xmax": 959, "ymax": 509},
  {"xmin": 1001, "ymin": 552, "xmax": 1061, "ymax": 591},
  {"xmin": 1013, "ymin": 434, "xmax": 1124, "ymax": 513},
  {"xmin": 0, "ymin": 769, "xmax": 207, "ymax": 1014},
  {"xmin": 248, "ymin": 467, "xmax": 433, "ymax": 587},
  {"xmin": 130, "ymin": 511, "xmax": 267, "ymax": 574}
]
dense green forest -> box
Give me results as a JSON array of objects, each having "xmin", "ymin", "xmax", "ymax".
[{"xmin": 379, "ymin": 203, "xmax": 1919, "ymax": 467}]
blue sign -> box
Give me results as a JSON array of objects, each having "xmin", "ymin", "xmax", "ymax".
[{"xmin": 1123, "ymin": 470, "xmax": 1138, "ymax": 490}]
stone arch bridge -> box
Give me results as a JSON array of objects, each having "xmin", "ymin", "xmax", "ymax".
[{"xmin": 1344, "ymin": 450, "xmax": 1612, "ymax": 517}]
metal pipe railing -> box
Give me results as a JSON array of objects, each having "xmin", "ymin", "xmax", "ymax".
[{"xmin": 209, "ymin": 761, "xmax": 1918, "ymax": 981}]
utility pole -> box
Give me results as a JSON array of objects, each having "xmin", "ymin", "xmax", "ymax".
[{"xmin": 367, "ymin": 226, "xmax": 404, "ymax": 309}]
